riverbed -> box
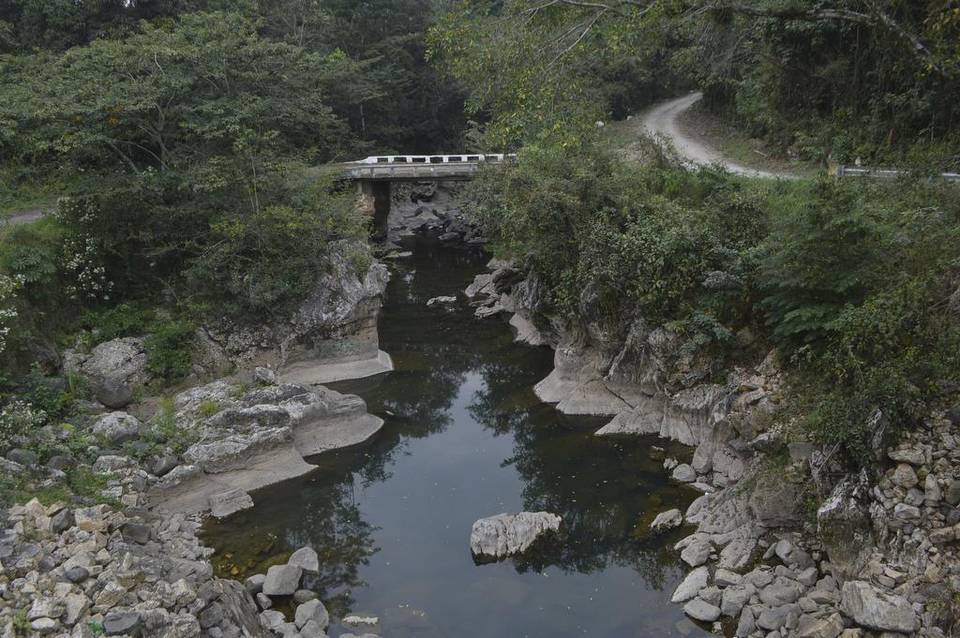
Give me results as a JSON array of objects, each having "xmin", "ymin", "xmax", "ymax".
[{"xmin": 202, "ymin": 237, "xmax": 710, "ymax": 638}]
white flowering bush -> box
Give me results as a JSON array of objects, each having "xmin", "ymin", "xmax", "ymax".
[
  {"xmin": 0, "ymin": 399, "xmax": 47, "ymax": 451},
  {"xmin": 0, "ymin": 273, "xmax": 23, "ymax": 356},
  {"xmin": 56, "ymin": 197, "xmax": 114, "ymax": 302},
  {"xmin": 61, "ymin": 234, "xmax": 113, "ymax": 302}
]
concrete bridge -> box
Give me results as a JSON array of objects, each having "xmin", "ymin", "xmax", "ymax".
[
  {"xmin": 344, "ymin": 153, "xmax": 515, "ymax": 181},
  {"xmin": 344, "ymin": 153, "xmax": 515, "ymax": 221}
]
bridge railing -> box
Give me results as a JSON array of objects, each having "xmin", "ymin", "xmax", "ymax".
[
  {"xmin": 354, "ymin": 153, "xmax": 516, "ymax": 165},
  {"xmin": 342, "ymin": 153, "xmax": 516, "ymax": 180},
  {"xmin": 833, "ymin": 165, "xmax": 960, "ymax": 181}
]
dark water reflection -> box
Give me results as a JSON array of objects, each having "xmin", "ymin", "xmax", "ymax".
[{"xmin": 202, "ymin": 238, "xmax": 710, "ymax": 638}]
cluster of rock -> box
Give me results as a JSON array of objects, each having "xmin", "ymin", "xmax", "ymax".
[
  {"xmin": 2, "ymin": 498, "xmax": 264, "ymax": 637},
  {"xmin": 235, "ymin": 547, "xmax": 380, "ymax": 638},
  {"xmin": 242, "ymin": 547, "xmax": 330, "ymax": 638},
  {"xmin": 2, "ymin": 369, "xmax": 384, "ymax": 520},
  {"xmin": 385, "ymin": 182, "xmax": 485, "ymax": 247},
  {"xmin": 149, "ymin": 374, "xmax": 384, "ymax": 515},
  {"xmin": 469, "ymin": 512, "xmax": 562, "ymax": 560}
]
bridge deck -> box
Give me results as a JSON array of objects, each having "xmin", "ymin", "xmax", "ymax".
[
  {"xmin": 344, "ymin": 162, "xmax": 483, "ymax": 180},
  {"xmin": 342, "ymin": 154, "xmax": 514, "ymax": 181}
]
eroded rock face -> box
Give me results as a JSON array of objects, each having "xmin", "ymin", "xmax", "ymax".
[
  {"xmin": 469, "ymin": 512, "xmax": 561, "ymax": 560},
  {"xmin": 281, "ymin": 241, "xmax": 391, "ymax": 383},
  {"xmin": 200, "ymin": 240, "xmax": 393, "ymax": 385},
  {"xmin": 150, "ymin": 378, "xmax": 383, "ymax": 515},
  {"xmin": 817, "ymin": 474, "xmax": 875, "ymax": 579},
  {"xmin": 839, "ymin": 581, "xmax": 919, "ymax": 633}
]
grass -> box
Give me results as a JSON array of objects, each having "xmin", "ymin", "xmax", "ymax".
[
  {"xmin": 0, "ymin": 167, "xmax": 77, "ymax": 218},
  {"xmin": 0, "ymin": 465, "xmax": 114, "ymax": 510}
]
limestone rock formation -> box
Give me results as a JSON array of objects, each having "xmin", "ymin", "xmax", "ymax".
[
  {"xmin": 839, "ymin": 580, "xmax": 919, "ymax": 633},
  {"xmin": 200, "ymin": 240, "xmax": 394, "ymax": 385},
  {"xmin": 469, "ymin": 512, "xmax": 561, "ymax": 560},
  {"xmin": 150, "ymin": 378, "xmax": 383, "ymax": 515}
]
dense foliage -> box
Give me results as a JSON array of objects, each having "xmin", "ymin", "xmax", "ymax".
[
  {"xmin": 468, "ymin": 137, "xmax": 960, "ymax": 464},
  {"xmin": 0, "ymin": 1, "xmax": 466, "ymax": 371},
  {"xmin": 432, "ymin": 0, "xmax": 960, "ymax": 165},
  {"xmin": 468, "ymin": 140, "xmax": 767, "ymax": 361},
  {"xmin": 689, "ymin": 1, "xmax": 960, "ymax": 166}
]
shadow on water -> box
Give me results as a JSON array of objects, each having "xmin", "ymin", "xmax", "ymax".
[{"xmin": 202, "ymin": 236, "xmax": 711, "ymax": 638}]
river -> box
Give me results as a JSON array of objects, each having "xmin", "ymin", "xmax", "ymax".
[{"xmin": 202, "ymin": 237, "xmax": 711, "ymax": 638}]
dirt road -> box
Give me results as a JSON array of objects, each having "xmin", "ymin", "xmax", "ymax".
[{"xmin": 641, "ymin": 92, "xmax": 793, "ymax": 179}]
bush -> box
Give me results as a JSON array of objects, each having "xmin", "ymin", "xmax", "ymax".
[
  {"xmin": 761, "ymin": 177, "xmax": 960, "ymax": 463},
  {"xmin": 759, "ymin": 178, "xmax": 888, "ymax": 345},
  {"xmin": 467, "ymin": 141, "xmax": 768, "ymax": 362},
  {"xmin": 144, "ymin": 320, "xmax": 195, "ymax": 382},
  {"xmin": 82, "ymin": 303, "xmax": 156, "ymax": 343},
  {"xmin": 20, "ymin": 365, "xmax": 74, "ymax": 419},
  {"xmin": 0, "ymin": 399, "xmax": 46, "ymax": 452}
]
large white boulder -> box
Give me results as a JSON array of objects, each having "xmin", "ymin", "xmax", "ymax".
[{"xmin": 469, "ymin": 512, "xmax": 561, "ymax": 559}]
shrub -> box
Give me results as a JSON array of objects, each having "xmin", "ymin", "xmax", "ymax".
[
  {"xmin": 196, "ymin": 400, "xmax": 221, "ymax": 419},
  {"xmin": 82, "ymin": 303, "xmax": 156, "ymax": 343},
  {"xmin": 0, "ymin": 399, "xmax": 47, "ymax": 452},
  {"xmin": 144, "ymin": 320, "xmax": 195, "ymax": 382},
  {"xmin": 21, "ymin": 365, "xmax": 73, "ymax": 419},
  {"xmin": 467, "ymin": 141, "xmax": 768, "ymax": 363},
  {"xmin": 759, "ymin": 178, "xmax": 888, "ymax": 345}
]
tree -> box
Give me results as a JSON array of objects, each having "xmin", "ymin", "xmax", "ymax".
[
  {"xmin": 0, "ymin": 11, "xmax": 366, "ymax": 319},
  {"xmin": 431, "ymin": 1, "xmax": 960, "ymax": 161}
]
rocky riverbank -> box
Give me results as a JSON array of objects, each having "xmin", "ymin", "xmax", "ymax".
[
  {"xmin": 2, "ymin": 498, "xmax": 263, "ymax": 637},
  {"xmin": 1, "ymin": 244, "xmax": 396, "ymax": 637},
  {"xmin": 0, "ymin": 363, "xmax": 387, "ymax": 637},
  {"xmin": 466, "ymin": 259, "xmax": 960, "ymax": 637}
]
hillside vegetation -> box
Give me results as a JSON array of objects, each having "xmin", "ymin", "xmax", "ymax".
[{"xmin": 431, "ymin": 0, "xmax": 960, "ymax": 467}]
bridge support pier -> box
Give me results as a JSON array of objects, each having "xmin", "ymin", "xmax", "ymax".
[{"xmin": 357, "ymin": 180, "xmax": 391, "ymax": 237}]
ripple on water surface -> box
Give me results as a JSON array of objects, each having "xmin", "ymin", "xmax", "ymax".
[{"xmin": 202, "ymin": 237, "xmax": 712, "ymax": 638}]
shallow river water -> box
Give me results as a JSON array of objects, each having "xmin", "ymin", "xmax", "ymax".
[{"xmin": 202, "ymin": 238, "xmax": 711, "ymax": 638}]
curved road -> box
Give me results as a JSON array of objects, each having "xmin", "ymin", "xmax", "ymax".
[
  {"xmin": 641, "ymin": 92, "xmax": 792, "ymax": 179},
  {"xmin": 1, "ymin": 209, "xmax": 44, "ymax": 228}
]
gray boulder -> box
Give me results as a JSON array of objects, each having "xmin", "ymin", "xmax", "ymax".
[
  {"xmin": 209, "ymin": 488, "xmax": 254, "ymax": 519},
  {"xmin": 288, "ymin": 547, "xmax": 319, "ymax": 574},
  {"xmin": 683, "ymin": 598, "xmax": 721, "ymax": 622},
  {"xmin": 71, "ymin": 337, "xmax": 150, "ymax": 408},
  {"xmin": 470, "ymin": 512, "xmax": 561, "ymax": 559},
  {"xmin": 91, "ymin": 412, "xmax": 143, "ymax": 444},
  {"xmin": 671, "ymin": 566, "xmax": 708, "ymax": 603},
  {"xmin": 294, "ymin": 599, "xmax": 329, "ymax": 630},
  {"xmin": 839, "ymin": 580, "xmax": 919, "ymax": 633},
  {"xmin": 672, "ymin": 464, "xmax": 696, "ymax": 483},
  {"xmin": 262, "ymin": 564, "xmax": 303, "ymax": 597},
  {"xmin": 797, "ymin": 612, "xmax": 844, "ymax": 638},
  {"xmin": 650, "ymin": 509, "xmax": 683, "ymax": 533}
]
